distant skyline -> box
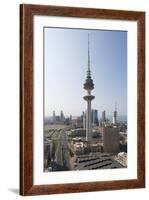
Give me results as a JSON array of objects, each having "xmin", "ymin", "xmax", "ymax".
[{"xmin": 44, "ymin": 27, "xmax": 127, "ymax": 118}]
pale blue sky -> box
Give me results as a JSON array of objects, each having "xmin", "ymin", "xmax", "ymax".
[{"xmin": 44, "ymin": 27, "xmax": 127, "ymax": 118}]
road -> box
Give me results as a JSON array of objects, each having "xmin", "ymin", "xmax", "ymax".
[{"xmin": 55, "ymin": 129, "xmax": 71, "ymax": 170}]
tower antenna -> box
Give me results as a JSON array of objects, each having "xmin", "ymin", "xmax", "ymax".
[{"xmin": 88, "ymin": 33, "xmax": 90, "ymax": 72}]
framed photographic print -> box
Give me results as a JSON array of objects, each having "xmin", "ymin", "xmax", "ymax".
[{"xmin": 20, "ymin": 4, "xmax": 145, "ymax": 196}]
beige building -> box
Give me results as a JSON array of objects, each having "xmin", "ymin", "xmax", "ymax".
[
  {"xmin": 114, "ymin": 152, "xmax": 127, "ymax": 167},
  {"xmin": 103, "ymin": 126, "xmax": 120, "ymax": 153}
]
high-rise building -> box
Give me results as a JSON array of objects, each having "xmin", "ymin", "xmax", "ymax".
[
  {"xmin": 82, "ymin": 111, "xmax": 86, "ymax": 129},
  {"xmin": 113, "ymin": 104, "xmax": 117, "ymax": 125},
  {"xmin": 52, "ymin": 110, "xmax": 56, "ymax": 122},
  {"xmin": 92, "ymin": 109, "xmax": 99, "ymax": 126},
  {"xmin": 113, "ymin": 111, "xmax": 117, "ymax": 125},
  {"xmin": 83, "ymin": 35, "xmax": 95, "ymax": 142},
  {"xmin": 76, "ymin": 116, "xmax": 83, "ymax": 128},
  {"xmin": 60, "ymin": 110, "xmax": 64, "ymax": 122},
  {"xmin": 102, "ymin": 110, "xmax": 106, "ymax": 122},
  {"xmin": 69, "ymin": 115, "xmax": 72, "ymax": 122}
]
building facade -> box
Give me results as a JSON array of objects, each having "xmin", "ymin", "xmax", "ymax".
[
  {"xmin": 92, "ymin": 109, "xmax": 99, "ymax": 126},
  {"xmin": 103, "ymin": 126, "xmax": 120, "ymax": 153}
]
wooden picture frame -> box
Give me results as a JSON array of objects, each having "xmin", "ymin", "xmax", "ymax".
[{"xmin": 20, "ymin": 4, "xmax": 145, "ymax": 196}]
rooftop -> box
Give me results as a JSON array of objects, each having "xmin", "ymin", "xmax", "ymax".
[{"xmin": 74, "ymin": 153, "xmax": 124, "ymax": 170}]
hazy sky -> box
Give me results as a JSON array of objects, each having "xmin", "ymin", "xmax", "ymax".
[{"xmin": 44, "ymin": 27, "xmax": 127, "ymax": 118}]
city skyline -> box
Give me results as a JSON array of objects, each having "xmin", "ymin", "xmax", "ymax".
[
  {"xmin": 44, "ymin": 27, "xmax": 127, "ymax": 118},
  {"xmin": 46, "ymin": 109, "xmax": 127, "ymax": 123}
]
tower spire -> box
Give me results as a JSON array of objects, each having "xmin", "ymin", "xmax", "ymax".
[
  {"xmin": 87, "ymin": 34, "xmax": 91, "ymax": 78},
  {"xmin": 88, "ymin": 34, "xmax": 90, "ymax": 72}
]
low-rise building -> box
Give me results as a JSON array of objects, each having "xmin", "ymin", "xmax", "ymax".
[
  {"xmin": 114, "ymin": 152, "xmax": 127, "ymax": 167},
  {"xmin": 73, "ymin": 153, "xmax": 123, "ymax": 170}
]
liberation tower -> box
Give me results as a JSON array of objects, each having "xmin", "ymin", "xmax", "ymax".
[{"xmin": 83, "ymin": 35, "xmax": 95, "ymax": 142}]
